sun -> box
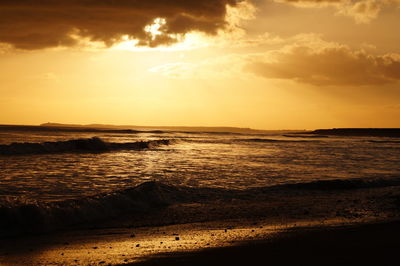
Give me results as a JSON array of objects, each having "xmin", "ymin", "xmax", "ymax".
[
  {"xmin": 144, "ymin": 18, "xmax": 167, "ymax": 40},
  {"xmin": 112, "ymin": 30, "xmax": 210, "ymax": 52}
]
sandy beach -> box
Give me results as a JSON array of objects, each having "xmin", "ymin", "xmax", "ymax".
[
  {"xmin": 130, "ymin": 220, "xmax": 400, "ymax": 266},
  {"xmin": 1, "ymin": 179, "xmax": 399, "ymax": 265}
]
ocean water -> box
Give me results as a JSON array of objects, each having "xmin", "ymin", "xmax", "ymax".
[{"xmin": 1, "ymin": 130, "xmax": 399, "ymax": 204}]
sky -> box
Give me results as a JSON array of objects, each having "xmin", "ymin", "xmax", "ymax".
[{"xmin": 0, "ymin": 0, "xmax": 399, "ymax": 130}]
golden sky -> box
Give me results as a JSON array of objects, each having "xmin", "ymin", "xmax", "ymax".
[{"xmin": 0, "ymin": 0, "xmax": 399, "ymax": 129}]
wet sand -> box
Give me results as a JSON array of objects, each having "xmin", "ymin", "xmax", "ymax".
[
  {"xmin": 1, "ymin": 182, "xmax": 399, "ymax": 265},
  {"xmin": 130, "ymin": 220, "xmax": 400, "ymax": 266}
]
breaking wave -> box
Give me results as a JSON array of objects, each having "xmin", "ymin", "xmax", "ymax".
[
  {"xmin": 0, "ymin": 182, "xmax": 181, "ymax": 237},
  {"xmin": 368, "ymin": 140, "xmax": 400, "ymax": 144},
  {"xmin": 237, "ymin": 138, "xmax": 318, "ymax": 143},
  {"xmin": 283, "ymin": 134, "xmax": 329, "ymax": 138},
  {"xmin": 0, "ymin": 137, "xmax": 174, "ymax": 156},
  {"xmin": 1, "ymin": 177, "xmax": 399, "ymax": 237}
]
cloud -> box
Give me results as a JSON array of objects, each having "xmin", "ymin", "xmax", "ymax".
[
  {"xmin": 0, "ymin": 0, "xmax": 244, "ymax": 50},
  {"xmin": 147, "ymin": 34, "xmax": 400, "ymax": 85},
  {"xmin": 149, "ymin": 62, "xmax": 196, "ymax": 79},
  {"xmin": 274, "ymin": 0, "xmax": 400, "ymax": 23},
  {"xmin": 247, "ymin": 35, "xmax": 400, "ymax": 86},
  {"xmin": 149, "ymin": 54, "xmax": 249, "ymax": 80},
  {"xmin": 336, "ymin": 0, "xmax": 382, "ymax": 23}
]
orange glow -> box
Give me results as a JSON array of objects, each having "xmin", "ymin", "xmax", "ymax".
[{"xmin": 0, "ymin": 0, "xmax": 399, "ymax": 129}]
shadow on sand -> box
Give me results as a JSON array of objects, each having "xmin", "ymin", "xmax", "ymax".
[{"xmin": 129, "ymin": 221, "xmax": 400, "ymax": 266}]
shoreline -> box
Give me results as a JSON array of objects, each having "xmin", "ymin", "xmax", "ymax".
[
  {"xmin": 2, "ymin": 177, "xmax": 400, "ymax": 238},
  {"xmin": 129, "ymin": 219, "xmax": 400, "ymax": 266},
  {"xmin": 1, "ymin": 218, "xmax": 399, "ymax": 265},
  {"xmin": 1, "ymin": 180, "xmax": 400, "ymax": 265}
]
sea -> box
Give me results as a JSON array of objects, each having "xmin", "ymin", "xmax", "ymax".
[{"xmin": 0, "ymin": 128, "xmax": 399, "ymax": 235}]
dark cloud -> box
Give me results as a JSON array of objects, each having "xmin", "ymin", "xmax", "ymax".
[
  {"xmin": 277, "ymin": 0, "xmax": 340, "ymax": 3},
  {"xmin": 275, "ymin": 0, "xmax": 389, "ymax": 24},
  {"xmin": 247, "ymin": 45, "xmax": 400, "ymax": 86},
  {"xmin": 274, "ymin": 0, "xmax": 342, "ymax": 5},
  {"xmin": 0, "ymin": 0, "xmax": 240, "ymax": 50}
]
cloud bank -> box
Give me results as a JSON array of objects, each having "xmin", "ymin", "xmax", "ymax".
[
  {"xmin": 247, "ymin": 35, "xmax": 400, "ymax": 86},
  {"xmin": 275, "ymin": 0, "xmax": 400, "ymax": 23},
  {"xmin": 0, "ymin": 0, "xmax": 242, "ymax": 50},
  {"xmin": 148, "ymin": 33, "xmax": 400, "ymax": 87}
]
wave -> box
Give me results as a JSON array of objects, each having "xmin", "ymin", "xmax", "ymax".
[
  {"xmin": 283, "ymin": 134, "xmax": 329, "ymax": 138},
  {"xmin": 368, "ymin": 140, "xmax": 400, "ymax": 144},
  {"xmin": 0, "ymin": 137, "xmax": 174, "ymax": 156},
  {"xmin": 278, "ymin": 177, "xmax": 400, "ymax": 191},
  {"xmin": 0, "ymin": 182, "xmax": 182, "ymax": 237},
  {"xmin": 2, "ymin": 177, "xmax": 399, "ymax": 237},
  {"xmin": 0, "ymin": 181, "xmax": 227, "ymax": 237},
  {"xmin": 237, "ymin": 138, "xmax": 318, "ymax": 143}
]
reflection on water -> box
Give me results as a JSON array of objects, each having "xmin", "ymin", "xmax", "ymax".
[{"xmin": 0, "ymin": 131, "xmax": 399, "ymax": 202}]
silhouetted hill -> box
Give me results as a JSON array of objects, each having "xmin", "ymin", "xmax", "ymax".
[
  {"xmin": 39, "ymin": 123, "xmax": 301, "ymax": 134},
  {"xmin": 0, "ymin": 124, "xmax": 140, "ymax": 134},
  {"xmin": 0, "ymin": 123, "xmax": 304, "ymax": 135},
  {"xmin": 310, "ymin": 128, "xmax": 400, "ymax": 138}
]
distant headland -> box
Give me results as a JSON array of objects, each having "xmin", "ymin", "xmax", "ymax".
[
  {"xmin": 1, "ymin": 124, "xmax": 399, "ymax": 137},
  {"xmin": 310, "ymin": 128, "xmax": 400, "ymax": 138},
  {"xmin": 0, "ymin": 123, "xmax": 303, "ymax": 135}
]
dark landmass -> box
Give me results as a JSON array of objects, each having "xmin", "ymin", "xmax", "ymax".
[
  {"xmin": 0, "ymin": 123, "xmax": 304, "ymax": 135},
  {"xmin": 0, "ymin": 124, "xmax": 142, "ymax": 134},
  {"xmin": 130, "ymin": 221, "xmax": 400, "ymax": 266},
  {"xmin": 40, "ymin": 123, "xmax": 302, "ymax": 134},
  {"xmin": 39, "ymin": 123, "xmax": 271, "ymax": 134},
  {"xmin": 310, "ymin": 128, "xmax": 400, "ymax": 138}
]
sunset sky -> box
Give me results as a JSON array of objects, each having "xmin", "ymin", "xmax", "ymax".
[{"xmin": 0, "ymin": 0, "xmax": 399, "ymax": 129}]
